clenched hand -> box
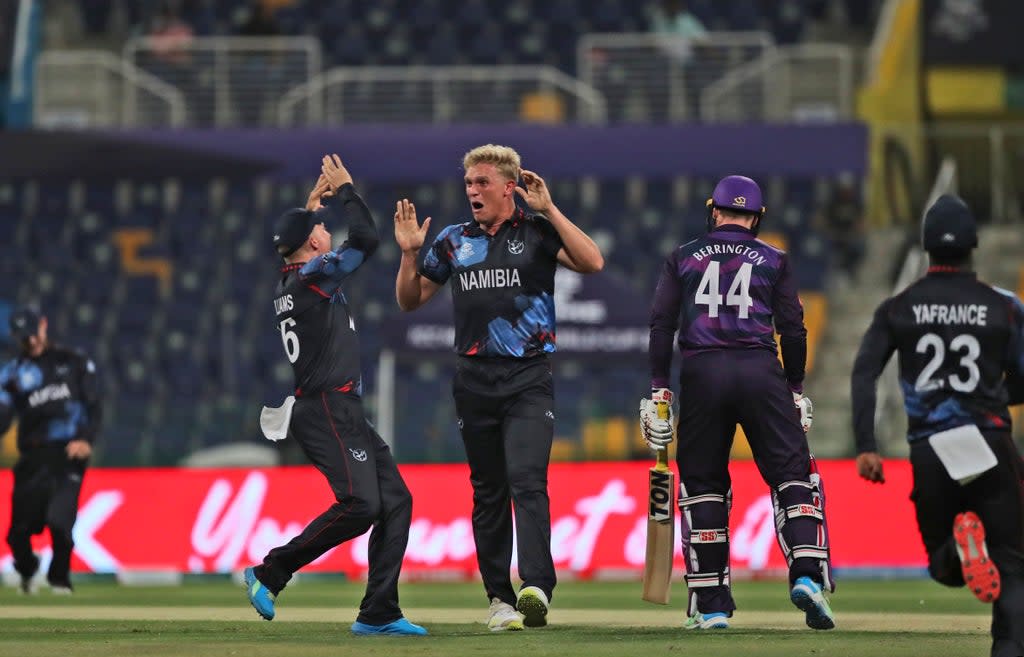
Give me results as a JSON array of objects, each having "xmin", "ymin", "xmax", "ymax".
[{"xmin": 856, "ymin": 452, "xmax": 885, "ymax": 483}]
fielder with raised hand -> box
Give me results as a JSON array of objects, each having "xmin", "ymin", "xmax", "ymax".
[
  {"xmin": 851, "ymin": 195, "xmax": 1024, "ymax": 657},
  {"xmin": 643, "ymin": 175, "xmax": 834, "ymax": 631},
  {"xmin": 244, "ymin": 154, "xmax": 426, "ymax": 637},
  {"xmin": 394, "ymin": 144, "xmax": 604, "ymax": 632}
]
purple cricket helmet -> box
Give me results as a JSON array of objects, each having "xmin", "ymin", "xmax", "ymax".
[{"xmin": 705, "ymin": 175, "xmax": 766, "ymax": 235}]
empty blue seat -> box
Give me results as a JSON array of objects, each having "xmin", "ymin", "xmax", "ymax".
[
  {"xmin": 0, "ymin": 182, "xmax": 26, "ymax": 219},
  {"xmin": 425, "ymin": 24, "xmax": 458, "ymax": 66}
]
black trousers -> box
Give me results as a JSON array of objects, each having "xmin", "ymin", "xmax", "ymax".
[
  {"xmin": 676, "ymin": 350, "xmax": 821, "ymax": 614},
  {"xmin": 6, "ymin": 447, "xmax": 86, "ymax": 587},
  {"xmin": 910, "ymin": 431, "xmax": 1024, "ymax": 657},
  {"xmin": 254, "ymin": 392, "xmax": 413, "ymax": 625},
  {"xmin": 453, "ymin": 355, "xmax": 557, "ymax": 607}
]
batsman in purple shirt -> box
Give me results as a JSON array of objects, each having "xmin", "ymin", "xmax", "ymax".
[{"xmin": 639, "ymin": 175, "xmax": 836, "ymax": 631}]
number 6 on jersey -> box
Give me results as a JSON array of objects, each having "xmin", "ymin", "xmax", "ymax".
[{"xmin": 280, "ymin": 318, "xmax": 300, "ymax": 363}]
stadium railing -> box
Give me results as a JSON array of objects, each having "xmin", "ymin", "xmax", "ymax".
[
  {"xmin": 872, "ymin": 123, "xmax": 1024, "ymax": 228},
  {"xmin": 34, "ymin": 50, "xmax": 186, "ymax": 128},
  {"xmin": 700, "ymin": 43, "xmax": 855, "ymax": 123},
  {"xmin": 576, "ymin": 31, "xmax": 774, "ymax": 123},
  {"xmin": 276, "ymin": 65, "xmax": 608, "ymax": 126},
  {"xmin": 123, "ymin": 36, "xmax": 321, "ymax": 127},
  {"xmin": 33, "ymin": 32, "xmax": 803, "ymax": 128}
]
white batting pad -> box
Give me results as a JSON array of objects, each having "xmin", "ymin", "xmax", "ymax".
[
  {"xmin": 928, "ymin": 424, "xmax": 998, "ymax": 485},
  {"xmin": 259, "ymin": 396, "xmax": 296, "ymax": 442}
]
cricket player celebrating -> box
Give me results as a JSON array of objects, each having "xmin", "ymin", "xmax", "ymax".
[
  {"xmin": 244, "ymin": 155, "xmax": 426, "ymax": 636},
  {"xmin": 642, "ymin": 175, "xmax": 835, "ymax": 631},
  {"xmin": 393, "ymin": 144, "xmax": 604, "ymax": 631}
]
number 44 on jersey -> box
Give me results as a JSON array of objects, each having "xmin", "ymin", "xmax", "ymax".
[{"xmin": 695, "ymin": 261, "xmax": 754, "ymax": 319}]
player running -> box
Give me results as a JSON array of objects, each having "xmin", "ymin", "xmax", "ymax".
[{"xmin": 851, "ymin": 194, "xmax": 1023, "ymax": 657}]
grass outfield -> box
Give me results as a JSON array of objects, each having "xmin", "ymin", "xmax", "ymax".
[{"xmin": 0, "ymin": 579, "xmax": 992, "ymax": 656}]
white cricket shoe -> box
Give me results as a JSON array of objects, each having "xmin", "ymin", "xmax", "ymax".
[
  {"xmin": 684, "ymin": 611, "xmax": 730, "ymax": 630},
  {"xmin": 516, "ymin": 586, "xmax": 549, "ymax": 628},
  {"xmin": 487, "ymin": 598, "xmax": 524, "ymax": 632}
]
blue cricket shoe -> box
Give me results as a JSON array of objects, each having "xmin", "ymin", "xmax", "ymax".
[
  {"xmin": 243, "ymin": 567, "xmax": 276, "ymax": 621},
  {"xmin": 351, "ymin": 617, "xmax": 428, "ymax": 636},
  {"xmin": 790, "ymin": 576, "xmax": 835, "ymax": 630}
]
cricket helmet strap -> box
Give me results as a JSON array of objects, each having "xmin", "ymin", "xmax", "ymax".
[{"xmin": 706, "ymin": 175, "xmax": 766, "ymax": 236}]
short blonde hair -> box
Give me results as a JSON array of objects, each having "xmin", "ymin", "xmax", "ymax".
[{"xmin": 463, "ymin": 144, "xmax": 521, "ymax": 182}]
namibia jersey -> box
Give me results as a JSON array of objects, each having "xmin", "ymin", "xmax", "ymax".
[
  {"xmin": 851, "ymin": 269, "xmax": 1024, "ymax": 452},
  {"xmin": 272, "ymin": 186, "xmax": 378, "ymax": 397},
  {"xmin": 0, "ymin": 345, "xmax": 101, "ymax": 452},
  {"xmin": 420, "ymin": 208, "xmax": 564, "ymax": 358}
]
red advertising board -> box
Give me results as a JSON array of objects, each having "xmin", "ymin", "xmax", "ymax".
[{"xmin": 0, "ymin": 460, "xmax": 925, "ymax": 577}]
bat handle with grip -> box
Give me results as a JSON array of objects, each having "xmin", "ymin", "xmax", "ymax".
[{"xmin": 654, "ymin": 400, "xmax": 670, "ymax": 469}]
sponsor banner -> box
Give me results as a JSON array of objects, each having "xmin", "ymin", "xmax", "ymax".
[{"xmin": 0, "ymin": 460, "xmax": 924, "ymax": 576}]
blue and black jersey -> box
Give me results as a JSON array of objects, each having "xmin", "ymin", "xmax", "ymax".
[
  {"xmin": 0, "ymin": 344, "xmax": 101, "ymax": 454},
  {"xmin": 852, "ymin": 269, "xmax": 1024, "ymax": 452},
  {"xmin": 273, "ymin": 184, "xmax": 378, "ymax": 397},
  {"xmin": 420, "ymin": 208, "xmax": 564, "ymax": 358}
]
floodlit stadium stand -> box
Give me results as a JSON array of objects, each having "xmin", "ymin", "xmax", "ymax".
[{"xmin": 1, "ymin": 173, "xmax": 841, "ymax": 464}]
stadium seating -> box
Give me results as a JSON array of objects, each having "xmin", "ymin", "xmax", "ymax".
[
  {"xmin": 2, "ymin": 174, "xmax": 844, "ymax": 465},
  {"xmin": 78, "ymin": 0, "xmax": 830, "ymax": 73}
]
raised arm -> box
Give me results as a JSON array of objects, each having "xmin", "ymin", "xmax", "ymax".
[
  {"xmin": 300, "ymin": 156, "xmax": 379, "ymax": 287},
  {"xmin": 516, "ymin": 170, "xmax": 604, "ymax": 273},
  {"xmin": 321, "ymin": 154, "xmax": 378, "ymax": 257},
  {"xmin": 394, "ymin": 198, "xmax": 442, "ymax": 311}
]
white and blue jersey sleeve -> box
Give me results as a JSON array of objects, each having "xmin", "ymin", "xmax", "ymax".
[
  {"xmin": 419, "ymin": 224, "xmax": 463, "ymax": 285},
  {"xmin": 296, "ymin": 184, "xmax": 379, "ymax": 296}
]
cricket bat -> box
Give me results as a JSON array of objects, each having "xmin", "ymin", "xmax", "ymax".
[{"xmin": 641, "ymin": 400, "xmax": 675, "ymax": 604}]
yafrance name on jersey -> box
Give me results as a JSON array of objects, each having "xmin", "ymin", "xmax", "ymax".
[{"xmin": 912, "ymin": 303, "xmax": 988, "ymax": 326}]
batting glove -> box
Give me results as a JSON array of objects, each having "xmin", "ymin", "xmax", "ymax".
[
  {"xmin": 793, "ymin": 392, "xmax": 813, "ymax": 433},
  {"xmin": 639, "ymin": 388, "xmax": 675, "ymax": 451}
]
